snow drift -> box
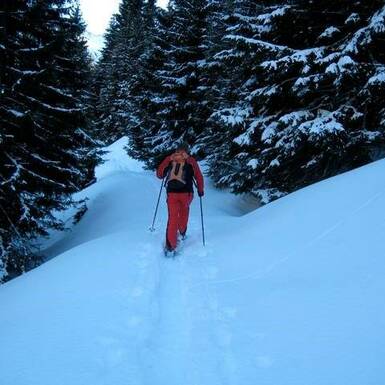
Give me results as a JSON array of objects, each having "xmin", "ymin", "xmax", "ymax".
[{"xmin": 1, "ymin": 137, "xmax": 384, "ymax": 385}]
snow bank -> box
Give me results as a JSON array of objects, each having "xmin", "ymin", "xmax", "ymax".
[
  {"xmin": 96, "ymin": 136, "xmax": 144, "ymax": 180},
  {"xmin": 1, "ymin": 137, "xmax": 384, "ymax": 385}
]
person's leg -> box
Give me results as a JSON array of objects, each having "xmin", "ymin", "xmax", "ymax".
[
  {"xmin": 166, "ymin": 193, "xmax": 179, "ymax": 250},
  {"xmin": 178, "ymin": 192, "xmax": 193, "ymax": 236}
]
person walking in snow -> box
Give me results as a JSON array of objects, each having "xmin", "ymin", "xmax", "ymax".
[{"xmin": 156, "ymin": 143, "xmax": 204, "ymax": 256}]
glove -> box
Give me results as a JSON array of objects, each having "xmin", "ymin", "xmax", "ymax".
[{"xmin": 198, "ymin": 190, "xmax": 204, "ymax": 197}]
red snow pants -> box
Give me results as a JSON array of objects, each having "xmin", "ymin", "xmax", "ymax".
[{"xmin": 166, "ymin": 192, "xmax": 193, "ymax": 250}]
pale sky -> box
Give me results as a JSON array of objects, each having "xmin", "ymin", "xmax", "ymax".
[
  {"xmin": 80, "ymin": 0, "xmax": 169, "ymax": 36},
  {"xmin": 80, "ymin": 0, "xmax": 169, "ymax": 53}
]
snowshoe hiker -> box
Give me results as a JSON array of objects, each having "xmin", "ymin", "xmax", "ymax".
[{"xmin": 156, "ymin": 143, "xmax": 204, "ymax": 256}]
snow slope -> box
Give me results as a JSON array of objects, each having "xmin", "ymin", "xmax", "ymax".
[{"xmin": 1, "ymin": 137, "xmax": 384, "ymax": 385}]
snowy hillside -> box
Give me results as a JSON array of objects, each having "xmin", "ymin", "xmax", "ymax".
[{"xmin": 1, "ymin": 137, "xmax": 384, "ymax": 385}]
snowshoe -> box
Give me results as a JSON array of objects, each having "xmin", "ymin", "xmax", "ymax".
[
  {"xmin": 179, "ymin": 230, "xmax": 187, "ymax": 241},
  {"xmin": 176, "ymin": 235, "xmax": 186, "ymax": 251},
  {"xmin": 164, "ymin": 247, "xmax": 176, "ymax": 258}
]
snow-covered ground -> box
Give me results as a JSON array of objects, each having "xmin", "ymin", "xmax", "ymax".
[{"xmin": 1, "ymin": 137, "xmax": 384, "ymax": 385}]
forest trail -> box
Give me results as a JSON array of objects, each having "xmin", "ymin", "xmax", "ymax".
[{"xmin": 1, "ymin": 137, "xmax": 385, "ymax": 385}]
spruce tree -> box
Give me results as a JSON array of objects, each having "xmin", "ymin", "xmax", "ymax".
[
  {"xmin": 204, "ymin": 1, "xmax": 289, "ymax": 197},
  {"xmin": 193, "ymin": 0, "xmax": 235, "ymax": 155},
  {"xmin": 93, "ymin": 0, "xmax": 148, "ymax": 143},
  {"xmin": 207, "ymin": 1, "xmax": 385, "ymax": 203},
  {"xmin": 128, "ymin": 0, "xmax": 212, "ymax": 167},
  {"xmin": 127, "ymin": 4, "xmax": 175, "ymax": 165},
  {"xmin": 92, "ymin": 15, "xmax": 120, "ymax": 142},
  {"xmin": 126, "ymin": 1, "xmax": 170, "ymax": 163},
  {"xmin": 0, "ymin": 0, "xmax": 99, "ymax": 281}
]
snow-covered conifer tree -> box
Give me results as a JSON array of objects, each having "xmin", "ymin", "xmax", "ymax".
[
  {"xmin": 128, "ymin": 0, "xmax": 212, "ymax": 167},
  {"xmin": 207, "ymin": 1, "xmax": 385, "ymax": 203},
  {"xmin": 0, "ymin": 0, "xmax": 99, "ymax": 281},
  {"xmin": 94, "ymin": 0, "xmax": 151, "ymax": 143}
]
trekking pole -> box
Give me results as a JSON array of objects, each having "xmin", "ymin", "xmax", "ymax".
[
  {"xmin": 149, "ymin": 176, "xmax": 166, "ymax": 232},
  {"xmin": 199, "ymin": 195, "xmax": 206, "ymax": 247},
  {"xmin": 193, "ymin": 179, "xmax": 206, "ymax": 247}
]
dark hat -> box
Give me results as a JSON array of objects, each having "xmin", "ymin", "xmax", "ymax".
[{"xmin": 175, "ymin": 142, "xmax": 190, "ymax": 153}]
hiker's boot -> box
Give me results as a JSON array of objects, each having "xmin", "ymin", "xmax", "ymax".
[
  {"xmin": 164, "ymin": 246, "xmax": 176, "ymax": 258},
  {"xmin": 180, "ymin": 230, "xmax": 187, "ymax": 241}
]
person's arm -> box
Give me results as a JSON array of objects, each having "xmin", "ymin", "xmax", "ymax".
[
  {"xmin": 188, "ymin": 157, "xmax": 204, "ymax": 196},
  {"xmin": 156, "ymin": 155, "xmax": 173, "ymax": 179}
]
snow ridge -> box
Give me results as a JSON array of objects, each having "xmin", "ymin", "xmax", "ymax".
[{"xmin": 1, "ymin": 138, "xmax": 385, "ymax": 385}]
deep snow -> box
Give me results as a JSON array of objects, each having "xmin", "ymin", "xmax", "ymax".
[{"xmin": 1, "ymin": 137, "xmax": 384, "ymax": 385}]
